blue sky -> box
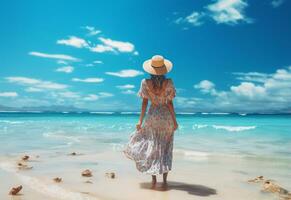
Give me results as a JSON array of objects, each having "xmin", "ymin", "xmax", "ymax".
[{"xmin": 0, "ymin": 0, "xmax": 290, "ymax": 113}]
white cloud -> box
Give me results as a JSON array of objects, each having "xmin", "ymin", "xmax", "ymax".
[
  {"xmin": 99, "ymin": 37, "xmax": 135, "ymax": 53},
  {"xmin": 89, "ymin": 36, "xmax": 137, "ymax": 54},
  {"xmin": 6, "ymin": 76, "xmax": 68, "ymax": 90},
  {"xmin": 194, "ymin": 80, "xmax": 215, "ymax": 90},
  {"xmin": 272, "ymin": 69, "xmax": 291, "ymax": 80},
  {"xmin": 84, "ymin": 94, "xmax": 99, "ymax": 101},
  {"xmin": 117, "ymin": 84, "xmax": 136, "ymax": 94},
  {"xmin": 83, "ymin": 26, "xmax": 101, "ymax": 36},
  {"xmin": 57, "ymin": 29, "xmax": 137, "ymax": 55},
  {"xmin": 84, "ymin": 60, "xmax": 103, "ymax": 67},
  {"xmin": 83, "ymin": 92, "xmax": 113, "ymax": 101},
  {"xmin": 25, "ymin": 87, "xmax": 44, "ymax": 92},
  {"xmin": 207, "ymin": 0, "xmax": 252, "ymax": 24},
  {"xmin": 116, "ymin": 84, "xmax": 135, "ymax": 89},
  {"xmin": 233, "ymin": 72, "xmax": 270, "ymax": 83},
  {"xmin": 57, "ymin": 60, "xmax": 68, "ymax": 65},
  {"xmin": 192, "ymin": 66, "xmax": 291, "ymax": 113},
  {"xmin": 194, "ymin": 80, "xmax": 217, "ymax": 95},
  {"xmin": 98, "ymin": 92, "xmax": 114, "ymax": 97},
  {"xmin": 174, "ymin": 0, "xmax": 252, "ymax": 28},
  {"xmin": 93, "ymin": 60, "xmax": 103, "ymax": 64},
  {"xmin": 57, "ymin": 91, "xmax": 80, "ymax": 99},
  {"xmin": 72, "ymin": 78, "xmax": 104, "ymax": 83},
  {"xmin": 121, "ymin": 89, "xmax": 136, "ymax": 95},
  {"xmin": 271, "ymin": 0, "xmax": 284, "ymax": 7},
  {"xmin": 56, "ymin": 66, "xmax": 74, "ymax": 73},
  {"xmin": 186, "ymin": 12, "xmax": 205, "ymax": 26},
  {"xmin": 89, "ymin": 37, "xmax": 136, "ymax": 54},
  {"xmin": 29, "ymin": 52, "xmax": 80, "ymax": 61},
  {"xmin": 106, "ymin": 69, "xmax": 143, "ymax": 78},
  {"xmin": 176, "ymin": 12, "xmax": 205, "ymax": 26},
  {"xmin": 175, "ymin": 97, "xmax": 201, "ymax": 108},
  {"xmin": 89, "ymin": 44, "xmax": 114, "ymax": 53},
  {"xmin": 230, "ymin": 82, "xmax": 266, "ymax": 98},
  {"xmin": 57, "ymin": 36, "xmax": 88, "ymax": 48},
  {"xmin": 0, "ymin": 92, "xmax": 18, "ymax": 97}
]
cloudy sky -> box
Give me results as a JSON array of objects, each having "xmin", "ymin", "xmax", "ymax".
[{"xmin": 0, "ymin": 0, "xmax": 290, "ymax": 113}]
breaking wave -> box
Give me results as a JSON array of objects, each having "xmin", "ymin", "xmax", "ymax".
[
  {"xmin": 212, "ymin": 125, "xmax": 256, "ymax": 132},
  {"xmin": 192, "ymin": 124, "xmax": 256, "ymax": 132}
]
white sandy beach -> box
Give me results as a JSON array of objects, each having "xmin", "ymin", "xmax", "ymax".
[{"xmin": 1, "ymin": 148, "xmax": 290, "ymax": 200}]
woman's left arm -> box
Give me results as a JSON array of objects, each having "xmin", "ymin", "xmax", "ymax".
[{"xmin": 136, "ymin": 98, "xmax": 148, "ymax": 131}]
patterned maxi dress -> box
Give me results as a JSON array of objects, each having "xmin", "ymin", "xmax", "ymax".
[{"xmin": 124, "ymin": 78, "xmax": 176, "ymax": 175}]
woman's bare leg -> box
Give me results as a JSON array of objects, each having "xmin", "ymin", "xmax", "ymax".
[
  {"xmin": 163, "ymin": 173, "xmax": 168, "ymax": 184},
  {"xmin": 152, "ymin": 175, "xmax": 157, "ymax": 185}
]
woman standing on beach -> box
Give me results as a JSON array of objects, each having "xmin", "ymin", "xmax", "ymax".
[{"xmin": 124, "ymin": 55, "xmax": 178, "ymax": 187}]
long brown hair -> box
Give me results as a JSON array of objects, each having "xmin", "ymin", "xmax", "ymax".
[{"xmin": 150, "ymin": 74, "xmax": 166, "ymax": 90}]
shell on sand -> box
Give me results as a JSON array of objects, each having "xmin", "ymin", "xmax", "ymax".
[
  {"xmin": 22, "ymin": 155, "xmax": 30, "ymax": 161},
  {"xmin": 53, "ymin": 177, "xmax": 62, "ymax": 183},
  {"xmin": 248, "ymin": 175, "xmax": 264, "ymax": 183},
  {"xmin": 248, "ymin": 176, "xmax": 291, "ymax": 200},
  {"xmin": 105, "ymin": 172, "xmax": 116, "ymax": 179},
  {"xmin": 262, "ymin": 180, "xmax": 289, "ymax": 195},
  {"xmin": 82, "ymin": 169, "xmax": 92, "ymax": 177},
  {"xmin": 17, "ymin": 162, "xmax": 33, "ymax": 170},
  {"xmin": 9, "ymin": 185, "xmax": 22, "ymax": 195}
]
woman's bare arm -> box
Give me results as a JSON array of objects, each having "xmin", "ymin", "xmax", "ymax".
[
  {"xmin": 167, "ymin": 100, "xmax": 178, "ymax": 131},
  {"xmin": 136, "ymin": 98, "xmax": 148, "ymax": 130}
]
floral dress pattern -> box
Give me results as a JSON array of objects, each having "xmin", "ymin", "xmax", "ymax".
[{"xmin": 124, "ymin": 78, "xmax": 176, "ymax": 175}]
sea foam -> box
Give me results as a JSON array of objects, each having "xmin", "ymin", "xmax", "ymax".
[
  {"xmin": 212, "ymin": 125, "xmax": 256, "ymax": 132},
  {"xmin": 174, "ymin": 149, "xmax": 209, "ymax": 161},
  {"xmin": 193, "ymin": 124, "xmax": 208, "ymax": 129},
  {"xmin": 0, "ymin": 120, "xmax": 24, "ymax": 124},
  {"xmin": 120, "ymin": 112, "xmax": 140, "ymax": 114},
  {"xmin": 192, "ymin": 124, "xmax": 256, "ymax": 132},
  {"xmin": 43, "ymin": 132, "xmax": 82, "ymax": 142},
  {"xmin": 90, "ymin": 111, "xmax": 114, "ymax": 114}
]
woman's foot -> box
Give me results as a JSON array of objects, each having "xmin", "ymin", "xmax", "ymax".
[
  {"xmin": 161, "ymin": 172, "xmax": 168, "ymax": 190},
  {"xmin": 162, "ymin": 181, "xmax": 168, "ymax": 190}
]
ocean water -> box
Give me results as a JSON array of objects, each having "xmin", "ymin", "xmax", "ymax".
[
  {"xmin": 0, "ymin": 112, "xmax": 291, "ymax": 199},
  {"xmin": 0, "ymin": 112, "xmax": 291, "ymax": 158}
]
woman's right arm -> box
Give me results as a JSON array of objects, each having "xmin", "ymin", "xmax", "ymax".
[
  {"xmin": 167, "ymin": 100, "xmax": 178, "ymax": 131},
  {"xmin": 136, "ymin": 98, "xmax": 148, "ymax": 131}
]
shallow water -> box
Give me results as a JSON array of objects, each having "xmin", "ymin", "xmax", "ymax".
[{"xmin": 0, "ymin": 112, "xmax": 290, "ymax": 199}]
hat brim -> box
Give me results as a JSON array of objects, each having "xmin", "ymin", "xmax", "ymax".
[{"xmin": 142, "ymin": 59, "xmax": 173, "ymax": 75}]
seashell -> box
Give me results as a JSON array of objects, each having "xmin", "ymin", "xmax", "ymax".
[
  {"xmin": 82, "ymin": 169, "xmax": 92, "ymax": 177},
  {"xmin": 9, "ymin": 185, "xmax": 22, "ymax": 195}
]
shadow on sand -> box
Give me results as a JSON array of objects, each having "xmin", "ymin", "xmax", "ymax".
[{"xmin": 140, "ymin": 181, "xmax": 217, "ymax": 197}]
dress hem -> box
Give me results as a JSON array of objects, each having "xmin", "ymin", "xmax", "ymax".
[{"xmin": 123, "ymin": 150, "xmax": 172, "ymax": 175}]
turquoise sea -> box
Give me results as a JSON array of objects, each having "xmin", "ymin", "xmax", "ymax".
[
  {"xmin": 0, "ymin": 112, "xmax": 291, "ymax": 158},
  {"xmin": 0, "ymin": 112, "xmax": 291, "ymax": 199}
]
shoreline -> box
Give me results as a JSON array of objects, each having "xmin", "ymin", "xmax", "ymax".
[{"xmin": 1, "ymin": 150, "xmax": 290, "ymax": 200}]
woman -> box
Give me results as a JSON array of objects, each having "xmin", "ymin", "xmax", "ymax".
[{"xmin": 124, "ymin": 55, "xmax": 178, "ymax": 187}]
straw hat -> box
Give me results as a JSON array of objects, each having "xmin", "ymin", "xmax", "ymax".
[{"xmin": 143, "ymin": 55, "xmax": 173, "ymax": 75}]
